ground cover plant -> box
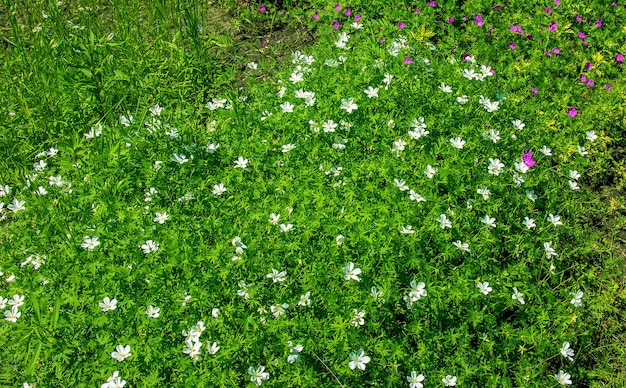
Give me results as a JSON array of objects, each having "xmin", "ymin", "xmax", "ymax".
[{"xmin": 1, "ymin": 0, "xmax": 625, "ymax": 386}]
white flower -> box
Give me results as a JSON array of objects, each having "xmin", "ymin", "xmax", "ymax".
[
  {"xmin": 514, "ymin": 161, "xmax": 529, "ymax": 174},
  {"xmin": 439, "ymin": 83, "xmax": 453, "ymax": 93},
  {"xmin": 336, "ymin": 234, "xmax": 345, "ymax": 246},
  {"xmin": 7, "ymin": 199, "xmax": 25, "ymax": 213},
  {"xmin": 560, "ymin": 342, "xmax": 575, "ymax": 362},
  {"xmin": 453, "ymin": 240, "xmax": 470, "ymax": 253},
  {"xmin": 450, "ymin": 137, "xmax": 466, "ymax": 149},
  {"xmin": 457, "ymin": 95, "xmax": 469, "ymax": 104},
  {"xmin": 425, "ymin": 165, "xmax": 437, "ymax": 179},
  {"xmin": 343, "ymin": 262, "xmax": 362, "ymax": 281},
  {"xmin": 569, "ymin": 170, "xmax": 580, "ymax": 180},
  {"xmin": 99, "ymin": 297, "xmax": 117, "ymax": 312},
  {"xmin": 102, "ymin": 370, "xmax": 126, "ymax": 388},
  {"xmin": 207, "ymin": 342, "xmax": 220, "ymax": 355},
  {"xmin": 270, "ymin": 303, "xmax": 289, "ymax": 318},
  {"xmin": 547, "ymin": 214, "xmax": 563, "ymax": 227},
  {"xmin": 234, "ymin": 156, "xmax": 249, "ymax": 169},
  {"xmin": 111, "ymin": 345, "xmax": 131, "ymax": 362},
  {"xmin": 298, "ymin": 291, "xmax": 311, "ymax": 307},
  {"xmin": 182, "ymin": 338, "xmax": 202, "ymax": 361},
  {"xmin": 33, "ymin": 159, "xmax": 47, "ymax": 171},
  {"xmin": 348, "ymin": 349, "xmax": 370, "ymax": 370},
  {"xmin": 4, "ymin": 306, "xmax": 21, "ymax": 322},
  {"xmin": 586, "ymin": 130, "xmax": 598, "ymax": 142},
  {"xmin": 248, "ymin": 365, "xmax": 270, "ymax": 386},
  {"xmin": 481, "ymin": 215, "xmax": 496, "ymax": 228},
  {"xmin": 483, "ymin": 100, "xmax": 500, "ymax": 112},
  {"xmin": 526, "ymin": 190, "xmax": 538, "ymax": 201},
  {"xmin": 394, "ymin": 179, "xmax": 409, "ymax": 191},
  {"xmin": 512, "ymin": 287, "xmax": 525, "ymax": 305},
  {"xmin": 568, "ymin": 180, "xmax": 580, "ymax": 190},
  {"xmin": 34, "ymin": 186, "xmax": 47, "ymax": 195},
  {"xmin": 487, "ymin": 158, "xmax": 504, "ymax": 175},
  {"xmin": 403, "ymin": 280, "xmax": 427, "ymax": 309},
  {"xmin": 279, "ymin": 223, "xmax": 293, "ymax": 233},
  {"xmin": 486, "ymin": 129, "xmax": 501, "ymax": 143},
  {"xmin": 247, "ymin": 61, "xmax": 258, "ymax": 70},
  {"xmin": 289, "ymin": 72, "xmax": 304, "ymax": 84},
  {"xmin": 370, "ymin": 286, "xmax": 384, "ymax": 300},
  {"xmin": 268, "ymin": 213, "xmax": 280, "ymax": 225},
  {"xmin": 282, "ymin": 144, "xmax": 296, "ymax": 153},
  {"xmin": 462, "ymin": 68, "xmax": 477, "ymax": 80},
  {"xmin": 364, "ymin": 86, "xmax": 379, "ymax": 98},
  {"xmin": 477, "ymin": 282, "xmax": 492, "ymax": 295},
  {"xmin": 172, "ymin": 153, "xmax": 189, "ymax": 164},
  {"xmin": 146, "ymin": 305, "xmax": 160, "ymax": 318},
  {"xmin": 577, "ymin": 145, "xmax": 588, "ymax": 156},
  {"xmin": 0, "ymin": 297, "xmax": 7, "ymax": 309},
  {"xmin": 554, "ymin": 370, "xmax": 572, "ymax": 385},
  {"xmin": 409, "ymin": 190, "xmax": 426, "ymax": 202},
  {"xmin": 287, "ymin": 341, "xmax": 303, "ymax": 363},
  {"xmin": 153, "ymin": 212, "xmax": 169, "ymax": 224},
  {"xmin": 400, "ymin": 225, "xmax": 415, "ymax": 234},
  {"xmin": 392, "ymin": 139, "xmax": 407, "ymax": 153},
  {"xmin": 512, "ymin": 119, "xmax": 526, "ymax": 130},
  {"xmin": 522, "ymin": 217, "xmax": 536, "ymax": 229},
  {"xmin": 212, "ymin": 183, "xmax": 227, "ymax": 195},
  {"xmin": 212, "ymin": 308, "xmax": 220, "ymax": 318},
  {"xmin": 544, "ymin": 242, "xmax": 558, "ymax": 259},
  {"xmin": 267, "ymin": 268, "xmax": 288, "ymax": 283},
  {"xmin": 477, "ymin": 187, "xmax": 491, "ymax": 201},
  {"xmin": 8, "ymin": 294, "xmax": 24, "ymax": 308},
  {"xmin": 49, "ymin": 175, "xmax": 65, "ymax": 187},
  {"xmin": 81, "ymin": 236, "xmax": 100, "ymax": 251},
  {"xmin": 570, "ymin": 290, "xmax": 583, "ymax": 307},
  {"xmin": 0, "ymin": 185, "xmax": 10, "ymax": 197},
  {"xmin": 350, "ymin": 309, "xmax": 366, "ymax": 327},
  {"xmin": 442, "ymin": 375, "xmax": 457, "ymax": 386},
  {"xmin": 280, "ymin": 101, "xmax": 294, "ymax": 113},
  {"xmin": 436, "ymin": 214, "xmax": 452, "ymax": 229},
  {"xmin": 340, "ymin": 98, "xmax": 358, "ymax": 113},
  {"xmin": 540, "ymin": 145, "xmax": 552, "ymax": 156},
  {"xmin": 407, "ymin": 371, "xmax": 425, "ymax": 388},
  {"xmin": 383, "ymin": 73, "xmax": 393, "ymax": 89},
  {"xmin": 141, "ymin": 240, "xmax": 159, "ymax": 254}
]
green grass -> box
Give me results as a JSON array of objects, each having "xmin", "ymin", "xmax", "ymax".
[{"xmin": 0, "ymin": 0, "xmax": 625, "ymax": 387}]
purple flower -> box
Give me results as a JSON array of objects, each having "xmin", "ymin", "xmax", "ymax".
[
  {"xmin": 427, "ymin": 1, "xmax": 438, "ymax": 6},
  {"xmin": 525, "ymin": 33, "xmax": 533, "ymax": 40},
  {"xmin": 545, "ymin": 8, "xmax": 552, "ymax": 14},
  {"xmin": 312, "ymin": 13, "xmax": 318, "ymax": 19},
  {"xmin": 447, "ymin": 17, "xmax": 454, "ymax": 23},
  {"xmin": 586, "ymin": 79, "xmax": 595, "ymax": 87},
  {"xmin": 523, "ymin": 149, "xmax": 536, "ymax": 168},
  {"xmin": 332, "ymin": 21, "xmax": 340, "ymax": 29},
  {"xmin": 261, "ymin": 40, "xmax": 267, "ymax": 45},
  {"xmin": 555, "ymin": 0, "xmax": 561, "ymax": 5},
  {"xmin": 581, "ymin": 40, "xmax": 588, "ymax": 46},
  {"xmin": 476, "ymin": 20, "xmax": 484, "ymax": 27},
  {"xmin": 492, "ymin": 5, "xmax": 501, "ymax": 10},
  {"xmin": 404, "ymin": 56, "xmax": 413, "ymax": 65},
  {"xmin": 605, "ymin": 84, "xmax": 612, "ymax": 91},
  {"xmin": 552, "ymin": 48, "xmax": 561, "ymax": 54},
  {"xmin": 414, "ymin": 8, "xmax": 420, "ymax": 14},
  {"xmin": 532, "ymin": 87, "xmax": 538, "ymax": 94},
  {"xmin": 509, "ymin": 42, "xmax": 517, "ymax": 49},
  {"xmin": 544, "ymin": 50, "xmax": 553, "ymax": 57},
  {"xmin": 580, "ymin": 74, "xmax": 587, "ymax": 82},
  {"xmin": 595, "ymin": 18, "xmax": 602, "ymax": 28},
  {"xmin": 462, "ymin": 16, "xmax": 467, "ymax": 21},
  {"xmin": 398, "ymin": 21, "xmax": 406, "ymax": 29},
  {"xmin": 567, "ymin": 107, "xmax": 577, "ymax": 117},
  {"xmin": 617, "ymin": 53, "xmax": 624, "ymax": 64},
  {"xmin": 461, "ymin": 53, "xmax": 472, "ymax": 62},
  {"xmin": 576, "ymin": 14, "xmax": 583, "ymax": 23},
  {"xmin": 547, "ymin": 21, "xmax": 558, "ymax": 32},
  {"xmin": 584, "ymin": 62, "xmax": 593, "ymax": 71},
  {"xmin": 577, "ymin": 32, "xmax": 586, "ymax": 39},
  {"xmin": 354, "ymin": 14, "xmax": 361, "ymax": 21},
  {"xmin": 379, "ymin": 38, "xmax": 385, "ymax": 43},
  {"xmin": 259, "ymin": 5, "xmax": 266, "ymax": 11},
  {"xmin": 345, "ymin": 8, "xmax": 351, "ymax": 16},
  {"xmin": 334, "ymin": 3, "xmax": 341, "ymax": 11}
]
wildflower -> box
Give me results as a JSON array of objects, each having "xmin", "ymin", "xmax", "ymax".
[
  {"xmin": 348, "ymin": 349, "xmax": 370, "ymax": 370},
  {"xmin": 153, "ymin": 212, "xmax": 169, "ymax": 224},
  {"xmin": 140, "ymin": 240, "xmax": 159, "ymax": 254},
  {"xmin": 553, "ymin": 370, "xmax": 572, "ymax": 385},
  {"xmin": 282, "ymin": 144, "xmax": 296, "ymax": 153},
  {"xmin": 280, "ymin": 101, "xmax": 294, "ymax": 113},
  {"xmin": 398, "ymin": 21, "xmax": 405, "ymax": 29},
  {"xmin": 279, "ymin": 223, "xmax": 293, "ymax": 233},
  {"xmin": 540, "ymin": 146, "xmax": 552, "ymax": 156},
  {"xmin": 586, "ymin": 130, "xmax": 598, "ymax": 142},
  {"xmin": 404, "ymin": 56, "xmax": 413, "ymax": 65},
  {"xmin": 544, "ymin": 242, "xmax": 558, "ymax": 259},
  {"xmin": 512, "ymin": 287, "xmax": 525, "ymax": 305},
  {"xmin": 400, "ymin": 225, "xmax": 415, "ymax": 234},
  {"xmin": 547, "ymin": 214, "xmax": 563, "ymax": 227},
  {"xmin": 477, "ymin": 282, "xmax": 492, "ymax": 295},
  {"xmin": 4, "ymin": 306, "xmax": 21, "ymax": 322},
  {"xmin": 7, "ymin": 199, "xmax": 25, "ymax": 213},
  {"xmin": 81, "ymin": 236, "xmax": 100, "ymax": 251},
  {"xmin": 425, "ymin": 165, "xmax": 437, "ymax": 178},
  {"xmin": 394, "ymin": 179, "xmax": 409, "ymax": 191},
  {"xmin": 509, "ymin": 42, "xmax": 516, "ymax": 49},
  {"xmin": 512, "ymin": 119, "xmax": 525, "ymax": 130},
  {"xmin": 453, "ymin": 240, "xmax": 470, "ymax": 253},
  {"xmin": 481, "ymin": 215, "xmax": 496, "ymax": 228},
  {"xmin": 267, "ymin": 268, "xmax": 287, "ymax": 283},
  {"xmin": 404, "ymin": 280, "xmax": 427, "ymax": 309},
  {"xmin": 442, "ymin": 375, "xmax": 457, "ymax": 386},
  {"xmin": 567, "ymin": 107, "xmax": 577, "ymax": 117},
  {"xmin": 522, "ymin": 149, "xmax": 536, "ymax": 167},
  {"xmin": 570, "ymin": 290, "xmax": 583, "ymax": 306},
  {"xmin": 287, "ymin": 341, "xmax": 303, "ymax": 363},
  {"xmin": 439, "ymin": 83, "xmax": 452, "ymax": 93},
  {"xmin": 457, "ymin": 95, "xmax": 469, "ymax": 104},
  {"xmin": 234, "ymin": 156, "xmax": 249, "ymax": 169},
  {"xmin": 111, "ymin": 345, "xmax": 131, "ymax": 362},
  {"xmin": 343, "ymin": 262, "xmax": 362, "ymax": 281},
  {"xmin": 99, "ymin": 297, "xmax": 117, "ymax": 312},
  {"xmin": 409, "ymin": 190, "xmax": 426, "ymax": 202},
  {"xmin": 350, "ymin": 309, "xmax": 366, "ymax": 327},
  {"xmin": 560, "ymin": 342, "xmax": 575, "ymax": 362},
  {"xmin": 450, "ymin": 137, "xmax": 466, "ymax": 149},
  {"xmin": 522, "ymin": 217, "xmax": 536, "ymax": 229},
  {"xmin": 182, "ymin": 338, "xmax": 202, "ymax": 361},
  {"xmin": 146, "ymin": 305, "xmax": 160, "ymax": 318},
  {"xmin": 340, "ymin": 98, "xmax": 358, "ymax": 113},
  {"xmin": 212, "ymin": 183, "xmax": 227, "ymax": 195},
  {"xmin": 617, "ymin": 53, "xmax": 624, "ymax": 64},
  {"xmin": 102, "ymin": 371, "xmax": 126, "ymax": 388},
  {"xmin": 248, "ymin": 366, "xmax": 270, "ymax": 386},
  {"xmin": 269, "ymin": 213, "xmax": 280, "ymax": 225},
  {"xmin": 486, "ymin": 129, "xmax": 501, "ymax": 143},
  {"xmin": 298, "ymin": 291, "xmax": 312, "ymax": 307},
  {"xmin": 487, "ymin": 158, "xmax": 504, "ymax": 175},
  {"xmin": 172, "ymin": 154, "xmax": 188, "ymax": 164},
  {"xmin": 207, "ymin": 342, "xmax": 220, "ymax": 355},
  {"xmin": 312, "ymin": 13, "xmax": 318, "ymax": 19},
  {"xmin": 477, "ymin": 187, "xmax": 491, "ymax": 201},
  {"xmin": 436, "ymin": 214, "xmax": 452, "ymax": 229},
  {"xmin": 407, "ymin": 371, "xmax": 425, "ymax": 388},
  {"xmin": 364, "ymin": 86, "xmax": 379, "ymax": 98},
  {"xmin": 270, "ymin": 303, "xmax": 288, "ymax": 318}
]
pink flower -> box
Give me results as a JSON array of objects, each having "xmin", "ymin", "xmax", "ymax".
[
  {"xmin": 379, "ymin": 38, "xmax": 385, "ymax": 43},
  {"xmin": 509, "ymin": 42, "xmax": 517, "ymax": 49},
  {"xmin": 312, "ymin": 13, "xmax": 318, "ymax": 19},
  {"xmin": 523, "ymin": 149, "xmax": 536, "ymax": 167},
  {"xmin": 532, "ymin": 87, "xmax": 538, "ymax": 94},
  {"xmin": 462, "ymin": 16, "xmax": 467, "ymax": 21},
  {"xmin": 545, "ymin": 8, "xmax": 552, "ymax": 14},
  {"xmin": 259, "ymin": 5, "xmax": 266, "ymax": 11},
  {"xmin": 577, "ymin": 32, "xmax": 586, "ymax": 39},
  {"xmin": 547, "ymin": 21, "xmax": 557, "ymax": 32},
  {"xmin": 345, "ymin": 8, "xmax": 351, "ymax": 16},
  {"xmin": 584, "ymin": 62, "xmax": 593, "ymax": 71},
  {"xmin": 447, "ymin": 17, "xmax": 454, "ymax": 23},
  {"xmin": 581, "ymin": 40, "xmax": 588, "ymax": 46},
  {"xmin": 332, "ymin": 21, "xmax": 340, "ymax": 29},
  {"xmin": 595, "ymin": 18, "xmax": 602, "ymax": 28},
  {"xmin": 414, "ymin": 8, "xmax": 420, "ymax": 14},
  {"xmin": 398, "ymin": 21, "xmax": 405, "ymax": 29},
  {"xmin": 476, "ymin": 20, "xmax": 484, "ymax": 27},
  {"xmin": 575, "ymin": 14, "xmax": 583, "ymax": 23},
  {"xmin": 551, "ymin": 47, "xmax": 561, "ymax": 54},
  {"xmin": 617, "ymin": 53, "xmax": 624, "ymax": 64},
  {"xmin": 404, "ymin": 56, "xmax": 413, "ymax": 64},
  {"xmin": 586, "ymin": 79, "xmax": 595, "ymax": 87},
  {"xmin": 334, "ymin": 3, "xmax": 341, "ymax": 11},
  {"xmin": 544, "ymin": 50, "xmax": 552, "ymax": 57},
  {"xmin": 427, "ymin": 1, "xmax": 438, "ymax": 6},
  {"xmin": 554, "ymin": 0, "xmax": 561, "ymax": 5},
  {"xmin": 492, "ymin": 5, "xmax": 501, "ymax": 10},
  {"xmin": 354, "ymin": 14, "xmax": 361, "ymax": 21},
  {"xmin": 580, "ymin": 74, "xmax": 587, "ymax": 82},
  {"xmin": 567, "ymin": 107, "xmax": 577, "ymax": 117},
  {"xmin": 261, "ymin": 40, "xmax": 267, "ymax": 45},
  {"xmin": 605, "ymin": 84, "xmax": 612, "ymax": 91}
]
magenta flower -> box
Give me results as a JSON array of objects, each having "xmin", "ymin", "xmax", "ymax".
[
  {"xmin": 476, "ymin": 20, "xmax": 484, "ymax": 27},
  {"xmin": 334, "ymin": 3, "xmax": 341, "ymax": 11},
  {"xmin": 580, "ymin": 74, "xmax": 587, "ymax": 82},
  {"xmin": 398, "ymin": 21, "xmax": 406, "ymax": 29},
  {"xmin": 427, "ymin": 1, "xmax": 438, "ymax": 6},
  {"xmin": 554, "ymin": 0, "xmax": 561, "ymax": 5},
  {"xmin": 605, "ymin": 84, "xmax": 612, "ymax": 91},
  {"xmin": 547, "ymin": 21, "xmax": 558, "ymax": 32},
  {"xmin": 584, "ymin": 62, "xmax": 593, "ymax": 71},
  {"xmin": 462, "ymin": 16, "xmax": 467, "ymax": 21},
  {"xmin": 567, "ymin": 107, "xmax": 577, "ymax": 117},
  {"xmin": 404, "ymin": 56, "xmax": 413, "ymax": 65},
  {"xmin": 595, "ymin": 18, "xmax": 602, "ymax": 28},
  {"xmin": 545, "ymin": 8, "xmax": 552, "ymax": 14},
  {"xmin": 492, "ymin": 5, "xmax": 501, "ymax": 10},
  {"xmin": 509, "ymin": 42, "xmax": 516, "ymax": 49},
  {"xmin": 345, "ymin": 8, "xmax": 351, "ymax": 16},
  {"xmin": 414, "ymin": 8, "xmax": 420, "ymax": 14},
  {"xmin": 581, "ymin": 40, "xmax": 588, "ymax": 46},
  {"xmin": 586, "ymin": 79, "xmax": 595, "ymax": 87},
  {"xmin": 532, "ymin": 87, "xmax": 538, "ymax": 94},
  {"xmin": 523, "ymin": 149, "xmax": 536, "ymax": 168},
  {"xmin": 332, "ymin": 21, "xmax": 340, "ymax": 29},
  {"xmin": 312, "ymin": 13, "xmax": 318, "ymax": 19},
  {"xmin": 552, "ymin": 48, "xmax": 561, "ymax": 54},
  {"xmin": 354, "ymin": 14, "xmax": 361, "ymax": 21},
  {"xmin": 576, "ymin": 14, "xmax": 583, "ymax": 23},
  {"xmin": 617, "ymin": 53, "xmax": 624, "ymax": 64},
  {"xmin": 379, "ymin": 38, "xmax": 385, "ymax": 43},
  {"xmin": 544, "ymin": 50, "xmax": 553, "ymax": 57},
  {"xmin": 259, "ymin": 5, "xmax": 266, "ymax": 12},
  {"xmin": 447, "ymin": 17, "xmax": 454, "ymax": 23},
  {"xmin": 577, "ymin": 32, "xmax": 586, "ymax": 39}
]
